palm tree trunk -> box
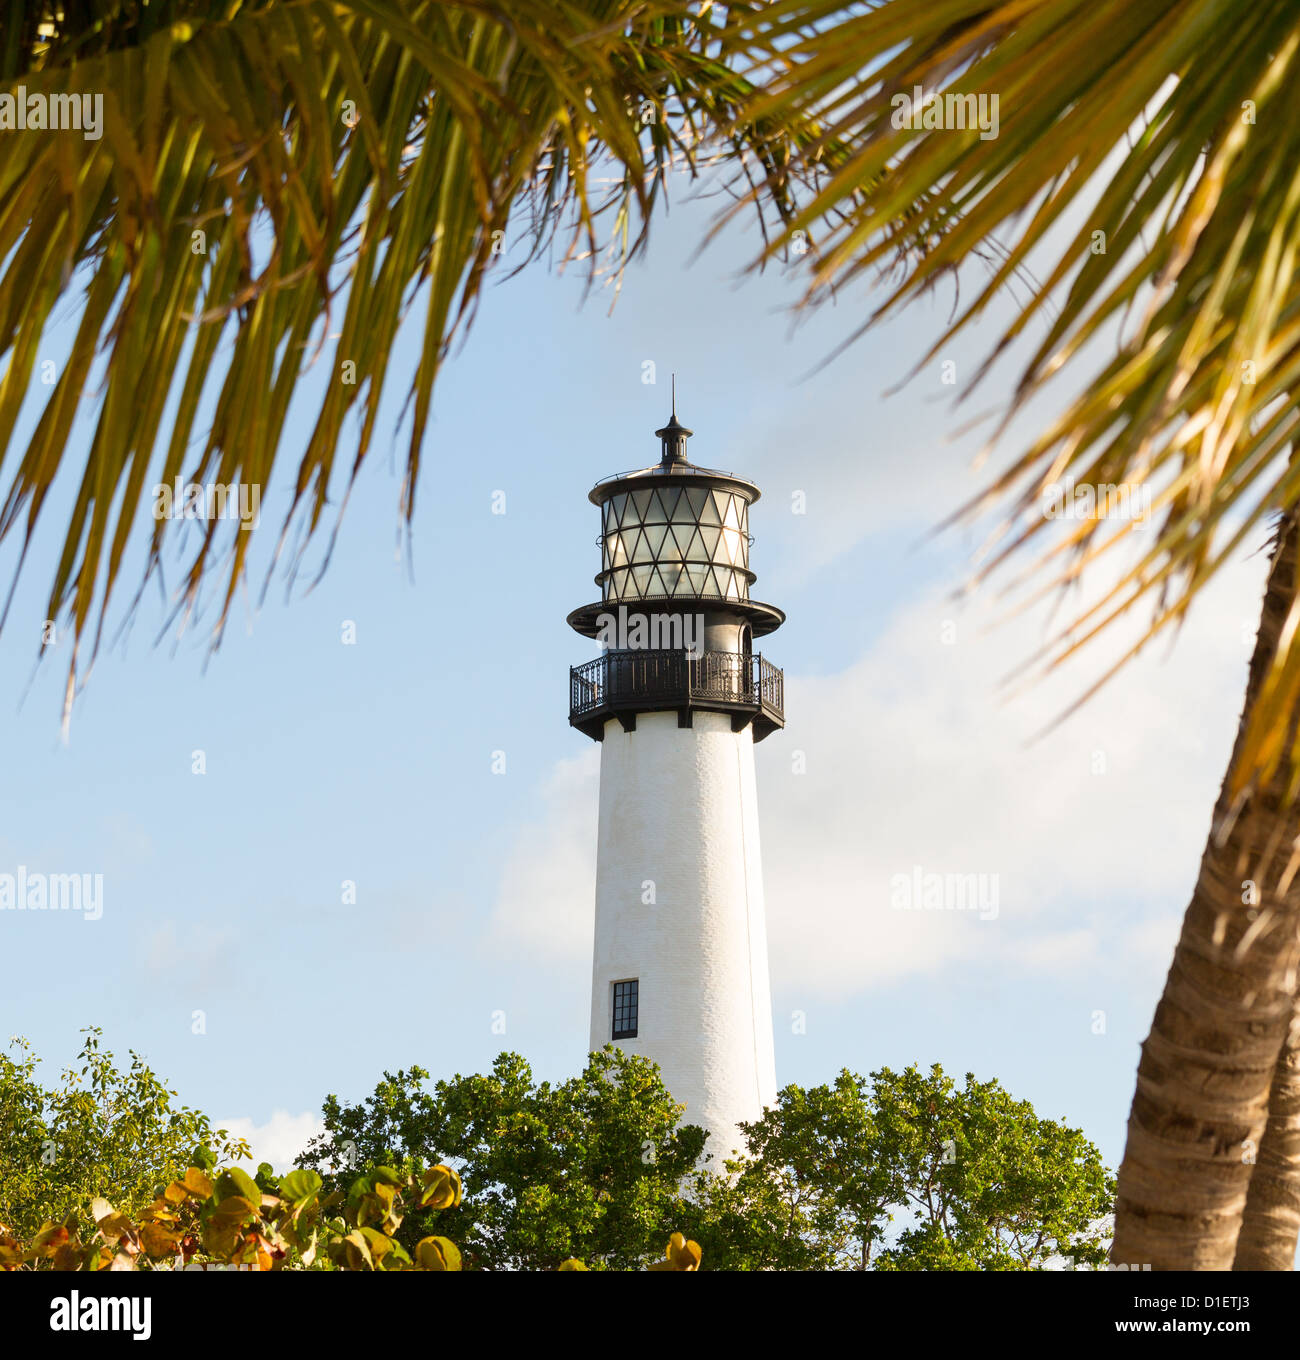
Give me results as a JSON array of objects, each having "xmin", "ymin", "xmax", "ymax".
[
  {"xmin": 1112, "ymin": 512, "xmax": 1300, "ymax": 1270},
  {"xmin": 1233, "ymin": 988, "xmax": 1300, "ymax": 1269}
]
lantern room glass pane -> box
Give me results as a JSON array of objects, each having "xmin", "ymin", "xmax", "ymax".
[
  {"xmin": 643, "ymin": 523, "xmax": 670, "ymax": 558},
  {"xmin": 667, "ymin": 524, "xmax": 692, "ymax": 559},
  {"xmin": 722, "ymin": 495, "xmax": 740, "ymax": 529}
]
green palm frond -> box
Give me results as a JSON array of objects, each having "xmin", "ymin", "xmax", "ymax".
[
  {"xmin": 730, "ymin": 0, "xmax": 1300, "ymax": 797},
  {"xmin": 0, "ymin": 0, "xmax": 823, "ymax": 723}
]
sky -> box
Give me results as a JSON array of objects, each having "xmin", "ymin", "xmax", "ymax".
[{"xmin": 0, "ymin": 162, "xmax": 1271, "ymax": 1175}]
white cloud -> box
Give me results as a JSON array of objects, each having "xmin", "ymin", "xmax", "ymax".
[
  {"xmin": 220, "ymin": 1109, "xmax": 325, "ymax": 1172},
  {"xmin": 758, "ymin": 543, "xmax": 1265, "ymax": 997}
]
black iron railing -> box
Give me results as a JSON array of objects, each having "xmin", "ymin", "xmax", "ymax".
[
  {"xmin": 569, "ymin": 649, "xmax": 783, "ymax": 729},
  {"xmin": 756, "ymin": 654, "xmax": 783, "ymax": 715}
]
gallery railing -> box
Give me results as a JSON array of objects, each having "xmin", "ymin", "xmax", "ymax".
[{"xmin": 569, "ymin": 649, "xmax": 783, "ymax": 731}]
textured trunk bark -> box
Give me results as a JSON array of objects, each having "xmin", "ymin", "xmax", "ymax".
[
  {"xmin": 1112, "ymin": 513, "xmax": 1300, "ymax": 1270},
  {"xmin": 1233, "ymin": 989, "xmax": 1300, "ymax": 1269}
]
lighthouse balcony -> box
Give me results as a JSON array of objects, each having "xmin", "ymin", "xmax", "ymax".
[{"xmin": 569, "ymin": 649, "xmax": 784, "ymax": 743}]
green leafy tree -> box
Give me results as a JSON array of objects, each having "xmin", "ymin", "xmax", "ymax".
[
  {"xmin": 868, "ymin": 1066, "xmax": 1113, "ymax": 1271},
  {"xmin": 689, "ymin": 1070, "xmax": 893, "ymax": 1270},
  {"xmin": 693, "ymin": 1065, "xmax": 1113, "ymax": 1271},
  {"xmin": 298, "ymin": 1046, "xmax": 706, "ymax": 1270},
  {"xmin": 686, "ymin": 1153, "xmax": 829, "ymax": 1271},
  {"xmin": 0, "ymin": 1029, "xmax": 248, "ymax": 1238}
]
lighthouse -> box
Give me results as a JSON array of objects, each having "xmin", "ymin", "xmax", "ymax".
[{"xmin": 567, "ymin": 397, "xmax": 785, "ymax": 1161}]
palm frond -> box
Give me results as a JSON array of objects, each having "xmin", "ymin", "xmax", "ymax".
[
  {"xmin": 730, "ymin": 0, "xmax": 1300, "ymax": 797},
  {"xmin": 0, "ymin": 0, "xmax": 816, "ymax": 723}
]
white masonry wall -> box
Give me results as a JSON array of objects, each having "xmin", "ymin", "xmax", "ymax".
[{"xmin": 589, "ymin": 708, "xmax": 777, "ymax": 1163}]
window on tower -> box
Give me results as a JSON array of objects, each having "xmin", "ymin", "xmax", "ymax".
[{"xmin": 612, "ymin": 979, "xmax": 639, "ymax": 1039}]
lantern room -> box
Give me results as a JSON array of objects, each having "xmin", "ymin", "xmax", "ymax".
[{"xmin": 566, "ymin": 400, "xmax": 786, "ymax": 742}]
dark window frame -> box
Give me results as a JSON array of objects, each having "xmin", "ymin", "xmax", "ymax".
[{"xmin": 612, "ymin": 979, "xmax": 639, "ymax": 1039}]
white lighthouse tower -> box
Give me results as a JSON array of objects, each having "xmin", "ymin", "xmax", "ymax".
[{"xmin": 567, "ymin": 398, "xmax": 785, "ymax": 1161}]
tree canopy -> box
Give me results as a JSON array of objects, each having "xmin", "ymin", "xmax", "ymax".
[
  {"xmin": 298, "ymin": 1046, "xmax": 708, "ymax": 1270},
  {"xmin": 300, "ymin": 1048, "xmax": 1113, "ymax": 1270},
  {"xmin": 690, "ymin": 1064, "xmax": 1114, "ymax": 1271},
  {"xmin": 0, "ymin": 1028, "xmax": 248, "ymax": 1238}
]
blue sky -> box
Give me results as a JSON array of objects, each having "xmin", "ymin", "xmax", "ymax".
[{"xmin": 0, "ymin": 177, "xmax": 1267, "ymax": 1173}]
